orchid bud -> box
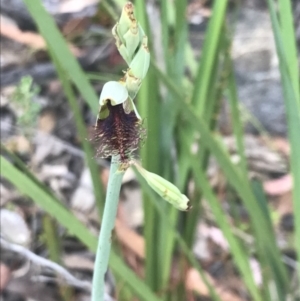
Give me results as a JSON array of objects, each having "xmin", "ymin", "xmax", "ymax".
[
  {"xmin": 135, "ymin": 164, "xmax": 191, "ymax": 211},
  {"xmin": 113, "ymin": 2, "xmax": 140, "ymax": 64}
]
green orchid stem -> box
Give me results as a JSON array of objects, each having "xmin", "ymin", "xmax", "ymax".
[{"xmin": 91, "ymin": 156, "xmax": 124, "ymax": 301}]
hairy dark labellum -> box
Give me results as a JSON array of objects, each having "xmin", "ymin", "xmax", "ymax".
[{"xmin": 92, "ymin": 100, "xmax": 145, "ymax": 163}]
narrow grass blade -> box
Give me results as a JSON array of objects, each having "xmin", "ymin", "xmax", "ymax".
[
  {"xmin": 152, "ymin": 63, "xmax": 290, "ymax": 295},
  {"xmin": 99, "ymin": 1, "xmax": 118, "ymax": 21},
  {"xmin": 0, "ymin": 155, "xmax": 163, "ymax": 301},
  {"xmin": 43, "ymin": 215, "xmax": 74, "ymax": 300},
  {"xmin": 186, "ymin": 153, "xmax": 262, "ymax": 301},
  {"xmin": 226, "ymin": 53, "xmax": 248, "ymax": 174},
  {"xmin": 176, "ymin": 1, "xmax": 229, "ymax": 252},
  {"xmin": 182, "ymin": 36, "xmax": 224, "ymax": 247},
  {"xmin": 158, "ymin": 0, "xmax": 190, "ymax": 294},
  {"xmin": 87, "ymin": 73, "xmax": 120, "ymax": 82},
  {"xmin": 159, "ymin": 2, "xmax": 178, "ymax": 292},
  {"xmin": 277, "ymin": 0, "xmax": 300, "ymax": 98},
  {"xmin": 22, "ymin": 0, "xmax": 105, "ymax": 215},
  {"xmin": 23, "ymin": 0, "xmax": 99, "ymax": 113},
  {"xmin": 178, "ymin": 1, "xmax": 229, "ymax": 189},
  {"xmin": 50, "ymin": 53, "xmax": 105, "ymax": 216},
  {"xmin": 191, "ymin": 0, "xmax": 228, "ymax": 113},
  {"xmin": 135, "ymin": 1, "xmax": 163, "ymax": 292},
  {"xmin": 267, "ymin": 0, "xmax": 300, "ymax": 283}
]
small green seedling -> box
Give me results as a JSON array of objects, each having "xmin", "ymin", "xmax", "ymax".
[{"xmin": 11, "ymin": 76, "xmax": 41, "ymax": 134}]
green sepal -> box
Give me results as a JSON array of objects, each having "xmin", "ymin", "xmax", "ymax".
[
  {"xmin": 129, "ymin": 36, "xmax": 150, "ymax": 80},
  {"xmin": 123, "ymin": 97, "xmax": 141, "ymax": 120},
  {"xmin": 117, "ymin": 2, "xmax": 135, "ymax": 37},
  {"xmin": 99, "ymin": 81, "xmax": 128, "ymax": 107},
  {"xmin": 125, "ymin": 72, "xmax": 142, "ymax": 100},
  {"xmin": 123, "ymin": 26, "xmax": 140, "ymax": 62}
]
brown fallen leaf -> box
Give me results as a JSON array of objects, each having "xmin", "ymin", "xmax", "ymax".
[
  {"xmin": 272, "ymin": 137, "xmax": 290, "ymax": 156},
  {"xmin": 0, "ymin": 263, "xmax": 12, "ymax": 292},
  {"xmin": 275, "ymin": 192, "xmax": 293, "ymax": 217},
  {"xmin": 62, "ymin": 18, "xmax": 91, "ymax": 38},
  {"xmin": 114, "ymin": 217, "xmax": 243, "ymax": 300},
  {"xmin": 263, "ymin": 174, "xmax": 293, "ymax": 196},
  {"xmin": 38, "ymin": 111, "xmax": 56, "ymax": 133},
  {"xmin": 5, "ymin": 135, "xmax": 32, "ymax": 155},
  {"xmin": 115, "ymin": 219, "xmax": 145, "ymax": 259},
  {"xmin": 101, "ymin": 168, "xmax": 110, "ymax": 189},
  {"xmin": 0, "ymin": 15, "xmax": 82, "ymax": 56},
  {"xmin": 185, "ymin": 268, "xmax": 244, "ymax": 301},
  {"xmin": 63, "ymin": 254, "xmax": 94, "ymax": 271},
  {"xmin": 185, "ymin": 268, "xmax": 210, "ymax": 296}
]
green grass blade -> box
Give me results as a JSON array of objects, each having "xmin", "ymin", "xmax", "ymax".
[
  {"xmin": 137, "ymin": 72, "xmax": 162, "ymax": 290},
  {"xmin": 86, "ymin": 73, "xmax": 120, "ymax": 82},
  {"xmin": 182, "ymin": 31, "xmax": 227, "ymax": 247},
  {"xmin": 267, "ymin": 0, "xmax": 300, "ymax": 283},
  {"xmin": 135, "ymin": 1, "xmax": 162, "ymax": 291},
  {"xmin": 278, "ymin": 0, "xmax": 300, "ymax": 98},
  {"xmin": 0, "ymin": 155, "xmax": 163, "ymax": 301},
  {"xmin": 42, "ymin": 215, "xmax": 62, "ymax": 264},
  {"xmin": 177, "ymin": 2, "xmax": 229, "ymax": 195},
  {"xmin": 99, "ymin": 1, "xmax": 118, "ymax": 21},
  {"xmin": 49, "ymin": 52, "xmax": 105, "ymax": 216},
  {"xmin": 158, "ymin": 0, "xmax": 190, "ymax": 294},
  {"xmin": 185, "ymin": 154, "xmax": 262, "ymax": 301},
  {"xmin": 191, "ymin": 0, "xmax": 228, "ymax": 113},
  {"xmin": 173, "ymin": 0, "xmax": 188, "ymax": 80},
  {"xmin": 153, "ymin": 62, "xmax": 290, "ymax": 293},
  {"xmin": 181, "ymin": 65, "xmax": 220, "ymax": 246},
  {"xmin": 176, "ymin": 1, "xmax": 229, "ymax": 252},
  {"xmin": 223, "ymin": 37, "xmax": 289, "ymax": 296},
  {"xmin": 23, "ymin": 0, "xmax": 98, "ymax": 113},
  {"xmin": 159, "ymin": 2, "xmax": 178, "ymax": 292},
  {"xmin": 226, "ymin": 54, "xmax": 248, "ymax": 174},
  {"xmin": 23, "ymin": 0, "xmax": 106, "ymax": 216},
  {"xmin": 0, "ymin": 155, "xmax": 96, "ymax": 250}
]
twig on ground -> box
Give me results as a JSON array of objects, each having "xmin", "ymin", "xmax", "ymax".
[
  {"xmin": 0, "ymin": 237, "xmax": 117, "ymax": 300},
  {"xmin": 0, "ymin": 237, "xmax": 91, "ymax": 291}
]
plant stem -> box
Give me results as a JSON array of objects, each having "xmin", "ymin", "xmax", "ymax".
[{"xmin": 91, "ymin": 156, "xmax": 124, "ymax": 301}]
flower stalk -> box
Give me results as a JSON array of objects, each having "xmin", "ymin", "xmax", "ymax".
[{"xmin": 91, "ymin": 158, "xmax": 124, "ymax": 301}]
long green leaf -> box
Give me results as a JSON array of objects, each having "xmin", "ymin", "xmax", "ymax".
[
  {"xmin": 23, "ymin": 0, "xmax": 98, "ymax": 113},
  {"xmin": 182, "ymin": 29, "xmax": 226, "ymax": 247},
  {"xmin": 278, "ymin": 0, "xmax": 300, "ymax": 99},
  {"xmin": 49, "ymin": 52, "xmax": 105, "ymax": 216},
  {"xmin": 186, "ymin": 152, "xmax": 262, "ymax": 301},
  {"xmin": 22, "ymin": 0, "xmax": 105, "ymax": 216},
  {"xmin": 152, "ymin": 63, "xmax": 289, "ymax": 298},
  {"xmin": 267, "ymin": 0, "xmax": 300, "ymax": 283},
  {"xmin": 135, "ymin": 1, "xmax": 163, "ymax": 292},
  {"xmin": 225, "ymin": 41, "xmax": 248, "ymax": 175},
  {"xmin": 191, "ymin": 0, "xmax": 228, "ymax": 113},
  {"xmin": 158, "ymin": 0, "xmax": 190, "ymax": 294},
  {"xmin": 0, "ymin": 155, "xmax": 163, "ymax": 301},
  {"xmin": 176, "ymin": 2, "xmax": 229, "ymax": 254}
]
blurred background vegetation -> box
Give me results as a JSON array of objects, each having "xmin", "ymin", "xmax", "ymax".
[{"xmin": 0, "ymin": 0, "xmax": 299, "ymax": 301}]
